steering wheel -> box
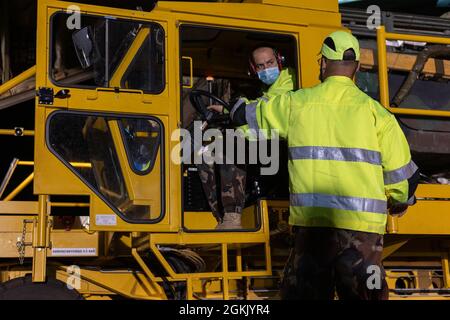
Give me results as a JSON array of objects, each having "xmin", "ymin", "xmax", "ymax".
[{"xmin": 189, "ymin": 90, "xmax": 231, "ymax": 124}]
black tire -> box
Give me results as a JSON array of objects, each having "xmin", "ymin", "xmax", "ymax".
[{"xmin": 0, "ymin": 275, "xmax": 84, "ymax": 300}]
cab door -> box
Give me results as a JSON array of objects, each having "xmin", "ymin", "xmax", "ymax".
[{"xmin": 34, "ymin": 0, "xmax": 180, "ymax": 232}]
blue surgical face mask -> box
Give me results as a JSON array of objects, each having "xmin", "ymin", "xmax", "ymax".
[{"xmin": 257, "ymin": 67, "xmax": 280, "ymax": 85}]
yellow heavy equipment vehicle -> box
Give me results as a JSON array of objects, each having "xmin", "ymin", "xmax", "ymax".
[{"xmin": 0, "ymin": 0, "xmax": 449, "ymax": 299}]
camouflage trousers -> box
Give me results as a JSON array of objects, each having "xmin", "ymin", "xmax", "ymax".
[
  {"xmin": 197, "ymin": 163, "xmax": 246, "ymax": 223},
  {"xmin": 280, "ymin": 226, "xmax": 389, "ymax": 300}
]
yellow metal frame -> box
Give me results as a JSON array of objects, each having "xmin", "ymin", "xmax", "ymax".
[
  {"xmin": 0, "ymin": 66, "xmax": 36, "ymax": 96},
  {"xmin": 15, "ymin": 199, "xmax": 274, "ymax": 299},
  {"xmin": 181, "ymin": 56, "xmax": 194, "ymax": 89},
  {"xmin": 108, "ymin": 119, "xmax": 162, "ymax": 212},
  {"xmin": 109, "ymin": 27, "xmax": 151, "ymax": 88},
  {"xmin": 377, "ymin": 26, "xmax": 450, "ymax": 117},
  {"xmin": 0, "ymin": 129, "xmax": 34, "ymax": 136},
  {"xmin": 54, "ymin": 263, "xmax": 167, "ymax": 300},
  {"xmin": 140, "ymin": 199, "xmax": 273, "ymax": 299},
  {"xmin": 0, "ymin": 160, "xmax": 91, "ymax": 202}
]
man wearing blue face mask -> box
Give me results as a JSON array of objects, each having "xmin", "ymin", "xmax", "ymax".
[
  {"xmin": 209, "ymin": 46, "xmax": 295, "ymax": 141},
  {"xmin": 252, "ymin": 46, "xmax": 288, "ymax": 86},
  {"xmin": 205, "ymin": 45, "xmax": 295, "ymax": 229},
  {"xmin": 209, "ymin": 45, "xmax": 295, "ymax": 116}
]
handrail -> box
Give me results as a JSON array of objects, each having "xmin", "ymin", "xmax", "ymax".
[
  {"xmin": 0, "ymin": 129, "xmax": 35, "ymax": 136},
  {"xmin": 0, "ymin": 66, "xmax": 36, "ymax": 96},
  {"xmin": 0, "ymin": 160, "xmax": 92, "ymax": 201},
  {"xmin": 376, "ymin": 26, "xmax": 450, "ymax": 118},
  {"xmin": 0, "ymin": 158, "xmax": 19, "ymax": 198},
  {"xmin": 182, "ymin": 56, "xmax": 194, "ymax": 89}
]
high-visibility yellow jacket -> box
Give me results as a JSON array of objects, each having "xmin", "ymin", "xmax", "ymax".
[
  {"xmin": 231, "ymin": 68, "xmax": 295, "ymax": 139},
  {"xmin": 262, "ymin": 67, "xmax": 296, "ymax": 98},
  {"xmin": 246, "ymin": 75, "xmax": 417, "ymax": 234}
]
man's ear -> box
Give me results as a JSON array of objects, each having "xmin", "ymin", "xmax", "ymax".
[
  {"xmin": 351, "ymin": 61, "xmax": 360, "ymax": 81},
  {"xmin": 319, "ymin": 57, "xmax": 327, "ymax": 82},
  {"xmin": 352, "ymin": 61, "xmax": 360, "ymax": 76},
  {"xmin": 321, "ymin": 58, "xmax": 327, "ymax": 72}
]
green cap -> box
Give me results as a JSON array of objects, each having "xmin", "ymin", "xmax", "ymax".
[{"xmin": 321, "ymin": 30, "xmax": 360, "ymax": 61}]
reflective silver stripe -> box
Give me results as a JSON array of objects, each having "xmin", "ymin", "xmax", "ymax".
[
  {"xmin": 290, "ymin": 193, "xmax": 387, "ymax": 214},
  {"xmin": 289, "ymin": 146, "xmax": 382, "ymax": 165},
  {"xmin": 383, "ymin": 160, "xmax": 419, "ymax": 185},
  {"xmin": 245, "ymin": 101, "xmax": 259, "ymax": 130},
  {"xmin": 229, "ymin": 97, "xmax": 246, "ymax": 121}
]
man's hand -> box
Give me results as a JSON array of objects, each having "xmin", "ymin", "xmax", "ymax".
[
  {"xmin": 388, "ymin": 195, "xmax": 416, "ymax": 218},
  {"xmin": 207, "ymin": 104, "xmax": 224, "ymax": 113},
  {"xmin": 389, "ymin": 203, "xmax": 408, "ymax": 218}
]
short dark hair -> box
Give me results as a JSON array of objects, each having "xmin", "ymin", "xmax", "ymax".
[{"xmin": 343, "ymin": 48, "xmax": 356, "ymax": 61}]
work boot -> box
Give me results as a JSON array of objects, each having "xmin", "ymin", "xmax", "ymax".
[{"xmin": 215, "ymin": 212, "xmax": 242, "ymax": 230}]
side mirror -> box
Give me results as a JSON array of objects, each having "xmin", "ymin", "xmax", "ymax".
[{"xmin": 72, "ymin": 26, "xmax": 97, "ymax": 69}]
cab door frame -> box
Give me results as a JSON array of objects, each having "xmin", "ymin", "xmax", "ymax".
[
  {"xmin": 35, "ymin": 0, "xmax": 181, "ymax": 233},
  {"xmin": 176, "ymin": 16, "xmax": 302, "ymax": 233}
]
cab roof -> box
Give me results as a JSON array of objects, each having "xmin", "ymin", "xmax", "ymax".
[{"xmin": 156, "ymin": 0, "xmax": 340, "ymax": 28}]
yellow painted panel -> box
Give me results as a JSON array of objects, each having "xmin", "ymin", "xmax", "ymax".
[
  {"xmin": 416, "ymin": 184, "xmax": 450, "ymax": 199},
  {"xmin": 89, "ymin": 195, "xmax": 175, "ymax": 232},
  {"xmin": 183, "ymin": 206, "xmax": 259, "ymax": 231},
  {"xmin": 0, "ymin": 220, "xmax": 99, "ymax": 258},
  {"xmin": 394, "ymin": 200, "xmax": 450, "ymax": 235},
  {"xmin": 157, "ymin": 1, "xmax": 340, "ymax": 28},
  {"xmin": 48, "ymin": 230, "xmax": 100, "ymax": 257},
  {"xmin": 0, "ymin": 216, "xmax": 35, "ymax": 232},
  {"xmin": 0, "ymin": 201, "xmax": 38, "ymax": 215},
  {"xmin": 184, "ymin": 211, "xmax": 218, "ymax": 230},
  {"xmin": 259, "ymin": 0, "xmax": 338, "ymax": 12},
  {"xmin": 34, "ymin": 108, "xmax": 94, "ymax": 195}
]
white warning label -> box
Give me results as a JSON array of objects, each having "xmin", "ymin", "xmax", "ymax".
[
  {"xmin": 51, "ymin": 248, "xmax": 97, "ymax": 256},
  {"xmin": 96, "ymin": 214, "xmax": 117, "ymax": 226}
]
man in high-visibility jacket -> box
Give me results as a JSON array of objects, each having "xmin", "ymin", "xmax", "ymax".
[
  {"xmin": 204, "ymin": 45, "xmax": 295, "ymax": 229},
  {"xmin": 230, "ymin": 31, "xmax": 419, "ymax": 299}
]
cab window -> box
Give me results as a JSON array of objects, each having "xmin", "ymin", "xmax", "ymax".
[
  {"xmin": 50, "ymin": 12, "xmax": 165, "ymax": 93},
  {"xmin": 47, "ymin": 112, "xmax": 164, "ymax": 223}
]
